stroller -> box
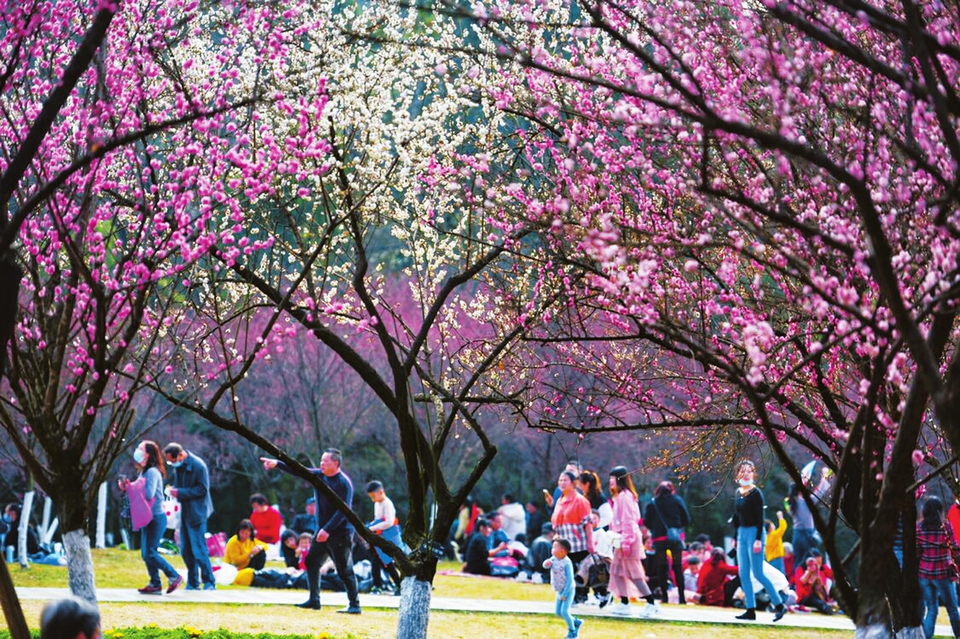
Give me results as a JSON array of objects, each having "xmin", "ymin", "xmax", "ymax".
[{"xmin": 575, "ymin": 552, "xmax": 611, "ymax": 605}]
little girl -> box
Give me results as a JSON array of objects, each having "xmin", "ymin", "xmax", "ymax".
[{"xmin": 543, "ymin": 538, "xmax": 583, "ymax": 639}]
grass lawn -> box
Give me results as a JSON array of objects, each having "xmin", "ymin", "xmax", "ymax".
[{"xmin": 4, "ymin": 550, "xmax": 852, "ymax": 639}]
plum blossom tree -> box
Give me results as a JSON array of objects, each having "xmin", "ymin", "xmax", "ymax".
[
  {"xmin": 134, "ymin": 5, "xmax": 568, "ymax": 637},
  {"xmin": 0, "ymin": 0, "xmax": 327, "ymax": 608},
  {"xmin": 415, "ymin": 0, "xmax": 960, "ymax": 634}
]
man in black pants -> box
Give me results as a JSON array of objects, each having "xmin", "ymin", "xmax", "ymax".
[
  {"xmin": 643, "ymin": 480, "xmax": 691, "ymax": 604},
  {"xmin": 261, "ymin": 448, "xmax": 361, "ymax": 614}
]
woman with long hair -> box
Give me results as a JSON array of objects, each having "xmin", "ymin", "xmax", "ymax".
[
  {"xmin": 917, "ymin": 496, "xmax": 960, "ymax": 639},
  {"xmin": 578, "ymin": 471, "xmax": 612, "ymax": 530},
  {"xmin": 732, "ymin": 460, "xmax": 785, "ymax": 622},
  {"xmin": 607, "ymin": 466, "xmax": 659, "ymax": 617},
  {"xmin": 119, "ymin": 440, "xmax": 182, "ymax": 595}
]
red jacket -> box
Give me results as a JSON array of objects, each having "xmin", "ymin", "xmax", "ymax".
[
  {"xmin": 698, "ymin": 559, "xmax": 739, "ymax": 606},
  {"xmin": 250, "ymin": 507, "xmax": 283, "ymax": 544},
  {"xmin": 794, "ymin": 563, "xmax": 833, "ymax": 601}
]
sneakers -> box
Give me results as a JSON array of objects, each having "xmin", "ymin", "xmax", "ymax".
[
  {"xmin": 337, "ymin": 606, "xmax": 362, "ymax": 614},
  {"xmin": 608, "ymin": 602, "xmax": 632, "ymax": 616},
  {"xmin": 574, "ymin": 618, "xmax": 583, "ymax": 631},
  {"xmin": 640, "ymin": 601, "xmax": 661, "ymax": 618},
  {"xmin": 531, "ymin": 573, "xmax": 544, "ymax": 584},
  {"xmin": 166, "ymin": 574, "xmax": 184, "ymax": 594},
  {"xmin": 370, "ymin": 587, "xmax": 384, "ymax": 595},
  {"xmin": 515, "ymin": 572, "xmax": 529, "ymax": 582},
  {"xmin": 773, "ymin": 603, "xmax": 787, "ymax": 622},
  {"xmin": 202, "ymin": 583, "xmax": 217, "ymax": 591},
  {"xmin": 598, "ymin": 592, "xmax": 614, "ymax": 609},
  {"xmin": 137, "ymin": 584, "xmax": 163, "ymax": 595}
]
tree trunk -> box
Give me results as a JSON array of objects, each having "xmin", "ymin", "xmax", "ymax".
[
  {"xmin": 0, "ymin": 558, "xmax": 30, "ymax": 639},
  {"xmin": 854, "ymin": 625, "xmax": 923, "ymax": 639},
  {"xmin": 63, "ymin": 529, "xmax": 97, "ymax": 605},
  {"xmin": 95, "ymin": 482, "xmax": 106, "ymax": 549},
  {"xmin": 18, "ymin": 491, "xmax": 34, "ymax": 569},
  {"xmin": 395, "ymin": 576, "xmax": 431, "ymax": 639}
]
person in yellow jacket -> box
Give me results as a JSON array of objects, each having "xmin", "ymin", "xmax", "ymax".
[
  {"xmin": 225, "ymin": 519, "xmax": 269, "ymax": 571},
  {"xmin": 764, "ymin": 511, "xmax": 788, "ymax": 577}
]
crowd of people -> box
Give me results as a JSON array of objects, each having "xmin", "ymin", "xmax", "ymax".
[
  {"xmin": 106, "ymin": 439, "xmax": 960, "ymax": 639},
  {"xmin": 116, "ymin": 440, "xmax": 407, "ymax": 615},
  {"xmin": 449, "ymin": 458, "xmax": 849, "ymax": 637}
]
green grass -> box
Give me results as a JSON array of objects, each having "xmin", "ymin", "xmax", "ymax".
[
  {"xmin": 7, "ymin": 601, "xmax": 852, "ymax": 639},
  {"xmin": 7, "ymin": 551, "xmax": 545, "ymax": 599}
]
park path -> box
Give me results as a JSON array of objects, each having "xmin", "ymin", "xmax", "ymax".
[{"xmin": 13, "ymin": 586, "xmax": 868, "ymax": 632}]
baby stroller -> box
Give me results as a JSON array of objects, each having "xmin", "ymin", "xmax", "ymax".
[{"xmin": 576, "ymin": 552, "xmax": 612, "ymax": 606}]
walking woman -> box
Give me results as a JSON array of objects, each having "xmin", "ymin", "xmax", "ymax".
[
  {"xmin": 607, "ymin": 466, "xmax": 660, "ymax": 617},
  {"xmin": 119, "ymin": 440, "xmax": 183, "ymax": 595},
  {"xmin": 732, "ymin": 460, "xmax": 785, "ymax": 622},
  {"xmin": 643, "ymin": 480, "xmax": 690, "ymax": 604},
  {"xmin": 917, "ymin": 496, "xmax": 960, "ymax": 639},
  {"xmin": 551, "ymin": 470, "xmax": 594, "ymax": 603}
]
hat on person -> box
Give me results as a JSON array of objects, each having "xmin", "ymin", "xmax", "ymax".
[
  {"xmin": 541, "ymin": 522, "xmax": 554, "ymax": 535},
  {"xmin": 306, "ymin": 497, "xmax": 316, "ymax": 505}
]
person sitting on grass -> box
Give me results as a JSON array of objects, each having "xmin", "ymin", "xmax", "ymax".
[
  {"xmin": 698, "ymin": 547, "xmax": 740, "ymax": 607},
  {"xmin": 463, "ymin": 517, "xmax": 493, "ymax": 575},
  {"xmin": 794, "ymin": 549, "xmax": 834, "ymax": 614},
  {"xmin": 249, "ymin": 493, "xmax": 283, "ymax": 545},
  {"xmin": 517, "ymin": 522, "xmax": 555, "ymax": 583},
  {"xmin": 225, "ymin": 519, "xmax": 268, "ymax": 571},
  {"xmin": 544, "ymin": 537, "xmax": 583, "ymax": 639},
  {"xmin": 280, "ymin": 530, "xmax": 300, "ymax": 569}
]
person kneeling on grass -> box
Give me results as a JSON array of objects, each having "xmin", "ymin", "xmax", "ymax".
[{"xmin": 544, "ymin": 538, "xmax": 583, "ymax": 639}]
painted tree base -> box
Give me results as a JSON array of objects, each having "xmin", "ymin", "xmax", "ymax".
[
  {"xmin": 395, "ymin": 576, "xmax": 431, "ymax": 639},
  {"xmin": 855, "ymin": 624, "xmax": 923, "ymax": 639},
  {"xmin": 63, "ymin": 530, "xmax": 97, "ymax": 605}
]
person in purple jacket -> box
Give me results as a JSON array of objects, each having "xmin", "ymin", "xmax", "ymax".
[{"xmin": 261, "ymin": 448, "xmax": 361, "ymax": 614}]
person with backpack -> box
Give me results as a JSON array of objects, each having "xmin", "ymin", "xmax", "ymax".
[{"xmin": 643, "ymin": 480, "xmax": 691, "ymax": 604}]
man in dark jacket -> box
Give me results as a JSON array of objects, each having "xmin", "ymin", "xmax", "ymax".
[
  {"xmin": 290, "ymin": 497, "xmax": 318, "ymax": 535},
  {"xmin": 643, "ymin": 481, "xmax": 691, "ymax": 604},
  {"xmin": 164, "ymin": 443, "xmax": 216, "ymax": 590},
  {"xmin": 261, "ymin": 448, "xmax": 361, "ymax": 614}
]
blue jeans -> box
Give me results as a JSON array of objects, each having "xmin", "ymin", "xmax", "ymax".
[
  {"xmin": 141, "ymin": 512, "xmax": 178, "ymax": 587},
  {"xmin": 181, "ymin": 518, "xmax": 215, "ymax": 588},
  {"xmin": 920, "ymin": 578, "xmax": 960, "ymax": 639},
  {"xmin": 737, "ymin": 526, "xmax": 782, "ymax": 610},
  {"xmin": 556, "ymin": 593, "xmax": 575, "ymax": 635}
]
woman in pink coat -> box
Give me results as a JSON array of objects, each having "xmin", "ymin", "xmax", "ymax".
[{"xmin": 607, "ymin": 466, "xmax": 660, "ymax": 618}]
